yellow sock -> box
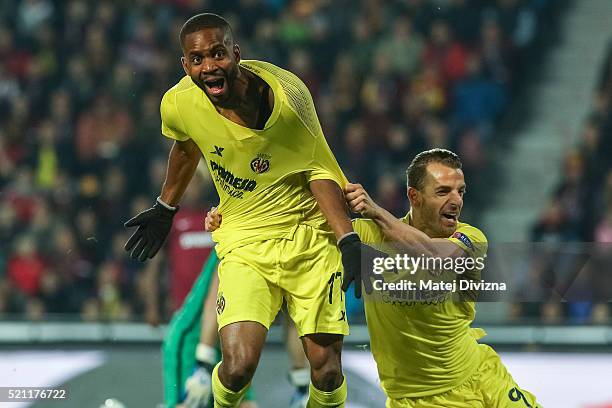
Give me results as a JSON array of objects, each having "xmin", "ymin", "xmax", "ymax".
[
  {"xmin": 212, "ymin": 362, "xmax": 250, "ymax": 408},
  {"xmin": 307, "ymin": 376, "xmax": 347, "ymax": 408}
]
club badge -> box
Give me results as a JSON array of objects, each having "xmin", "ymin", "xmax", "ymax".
[{"xmin": 250, "ymin": 153, "xmax": 271, "ymax": 174}]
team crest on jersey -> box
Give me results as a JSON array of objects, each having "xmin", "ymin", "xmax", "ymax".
[
  {"xmin": 216, "ymin": 292, "xmax": 225, "ymax": 315},
  {"xmin": 250, "ymin": 153, "xmax": 271, "ymax": 174}
]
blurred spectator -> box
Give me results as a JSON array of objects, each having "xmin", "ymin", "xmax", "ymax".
[
  {"xmin": 552, "ymin": 150, "xmax": 589, "ymax": 241},
  {"xmin": 375, "ymin": 15, "xmax": 424, "ymax": 76},
  {"xmin": 384, "ymin": 124, "xmax": 425, "ymax": 173},
  {"xmin": 8, "ymin": 233, "xmax": 46, "ymax": 297},
  {"xmin": 33, "ymin": 119, "xmax": 60, "ymax": 189},
  {"xmin": 479, "ymin": 18, "xmax": 513, "ymax": 85},
  {"xmin": 445, "ymin": 0, "xmax": 481, "ymax": 45},
  {"xmin": 48, "ymin": 222, "xmax": 94, "ymax": 311},
  {"xmin": 121, "ymin": 17, "xmax": 158, "ymax": 74},
  {"xmin": 0, "ymin": 201, "xmax": 18, "ymax": 254},
  {"xmin": 591, "ymin": 303, "xmax": 610, "ymax": 324},
  {"xmin": 61, "ymin": 56, "xmax": 95, "ymax": 107},
  {"xmin": 0, "ymin": 65, "xmax": 21, "ymax": 106},
  {"xmin": 39, "ymin": 267, "xmax": 72, "ymax": 314},
  {"xmin": 373, "ymin": 173, "xmax": 406, "ymax": 217},
  {"xmin": 287, "ymin": 48, "xmax": 320, "ymax": 99},
  {"xmin": 452, "ymin": 54, "xmax": 507, "ymax": 138},
  {"xmin": 97, "ymin": 260, "xmax": 131, "ymax": 321},
  {"xmin": 422, "ymin": 19, "xmax": 468, "ymax": 87},
  {"xmin": 532, "ymin": 201, "xmax": 572, "ymax": 243},
  {"xmin": 0, "ymin": 27, "xmax": 31, "ymax": 81},
  {"xmin": 75, "ymin": 92, "xmax": 133, "ymax": 168},
  {"xmin": 17, "ymin": 0, "xmax": 54, "ymax": 37},
  {"xmin": 84, "ymin": 24, "xmax": 113, "ymax": 79},
  {"xmin": 484, "ymin": 0, "xmax": 537, "ymax": 50},
  {"xmin": 337, "ymin": 120, "xmax": 378, "ymax": 192}
]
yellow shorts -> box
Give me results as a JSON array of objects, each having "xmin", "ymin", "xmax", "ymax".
[
  {"xmin": 216, "ymin": 224, "xmax": 349, "ymax": 337},
  {"xmin": 387, "ymin": 345, "xmax": 541, "ymax": 408}
]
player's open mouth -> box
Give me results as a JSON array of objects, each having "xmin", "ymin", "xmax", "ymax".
[
  {"xmin": 203, "ymin": 77, "xmax": 226, "ymax": 97},
  {"xmin": 441, "ymin": 213, "xmax": 457, "ymax": 226}
]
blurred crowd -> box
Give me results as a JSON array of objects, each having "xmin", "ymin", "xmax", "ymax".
[
  {"xmin": 0, "ymin": 0, "xmax": 562, "ymax": 322},
  {"xmin": 521, "ymin": 42, "xmax": 612, "ymax": 324}
]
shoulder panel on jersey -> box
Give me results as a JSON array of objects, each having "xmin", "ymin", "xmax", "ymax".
[{"xmin": 244, "ymin": 60, "xmax": 322, "ymax": 138}]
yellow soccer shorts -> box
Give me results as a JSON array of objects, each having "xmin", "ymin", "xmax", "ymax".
[
  {"xmin": 387, "ymin": 345, "xmax": 541, "ymax": 408},
  {"xmin": 216, "ymin": 224, "xmax": 349, "ymax": 337}
]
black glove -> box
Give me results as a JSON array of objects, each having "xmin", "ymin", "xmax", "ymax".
[
  {"xmin": 124, "ymin": 198, "xmax": 178, "ymax": 261},
  {"xmin": 339, "ymin": 233, "xmax": 387, "ymax": 299}
]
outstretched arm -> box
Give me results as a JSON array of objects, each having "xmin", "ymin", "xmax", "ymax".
[{"xmin": 345, "ymin": 183, "xmax": 463, "ymax": 259}]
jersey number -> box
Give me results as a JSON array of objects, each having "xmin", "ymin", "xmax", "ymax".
[{"xmin": 327, "ymin": 272, "xmax": 343, "ymax": 304}]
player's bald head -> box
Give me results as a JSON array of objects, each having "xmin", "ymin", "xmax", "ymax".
[{"xmin": 179, "ymin": 13, "xmax": 235, "ymax": 49}]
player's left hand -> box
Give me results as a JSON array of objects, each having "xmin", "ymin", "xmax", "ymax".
[
  {"xmin": 204, "ymin": 207, "xmax": 222, "ymax": 232},
  {"xmin": 339, "ymin": 233, "xmax": 387, "ymax": 299},
  {"xmin": 344, "ymin": 183, "xmax": 381, "ymax": 218}
]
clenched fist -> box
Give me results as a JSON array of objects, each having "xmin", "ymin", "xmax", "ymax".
[{"xmin": 344, "ymin": 183, "xmax": 382, "ymax": 219}]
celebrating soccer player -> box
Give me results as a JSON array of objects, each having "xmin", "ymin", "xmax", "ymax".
[
  {"xmin": 345, "ymin": 148, "xmax": 541, "ymax": 408},
  {"xmin": 124, "ymin": 13, "xmax": 376, "ymax": 408}
]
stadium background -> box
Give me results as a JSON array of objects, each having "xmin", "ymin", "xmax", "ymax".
[{"xmin": 0, "ymin": 0, "xmax": 611, "ymax": 407}]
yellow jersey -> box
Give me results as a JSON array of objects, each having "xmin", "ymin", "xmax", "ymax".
[
  {"xmin": 160, "ymin": 60, "xmax": 347, "ymax": 257},
  {"xmin": 353, "ymin": 213, "xmax": 488, "ymax": 398}
]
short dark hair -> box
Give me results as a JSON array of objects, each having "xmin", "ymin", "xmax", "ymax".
[
  {"xmin": 406, "ymin": 148, "xmax": 462, "ymax": 190},
  {"xmin": 179, "ymin": 13, "xmax": 234, "ymax": 46}
]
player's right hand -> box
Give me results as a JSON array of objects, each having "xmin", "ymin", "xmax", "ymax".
[
  {"xmin": 184, "ymin": 364, "xmax": 213, "ymax": 408},
  {"xmin": 124, "ymin": 198, "xmax": 178, "ymax": 262},
  {"xmin": 204, "ymin": 207, "xmax": 222, "ymax": 232},
  {"xmin": 344, "ymin": 183, "xmax": 381, "ymax": 218}
]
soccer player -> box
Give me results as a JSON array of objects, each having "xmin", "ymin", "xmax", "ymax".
[
  {"xmin": 345, "ymin": 149, "xmax": 541, "ymax": 407},
  {"xmin": 124, "ymin": 13, "xmax": 372, "ymax": 408}
]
